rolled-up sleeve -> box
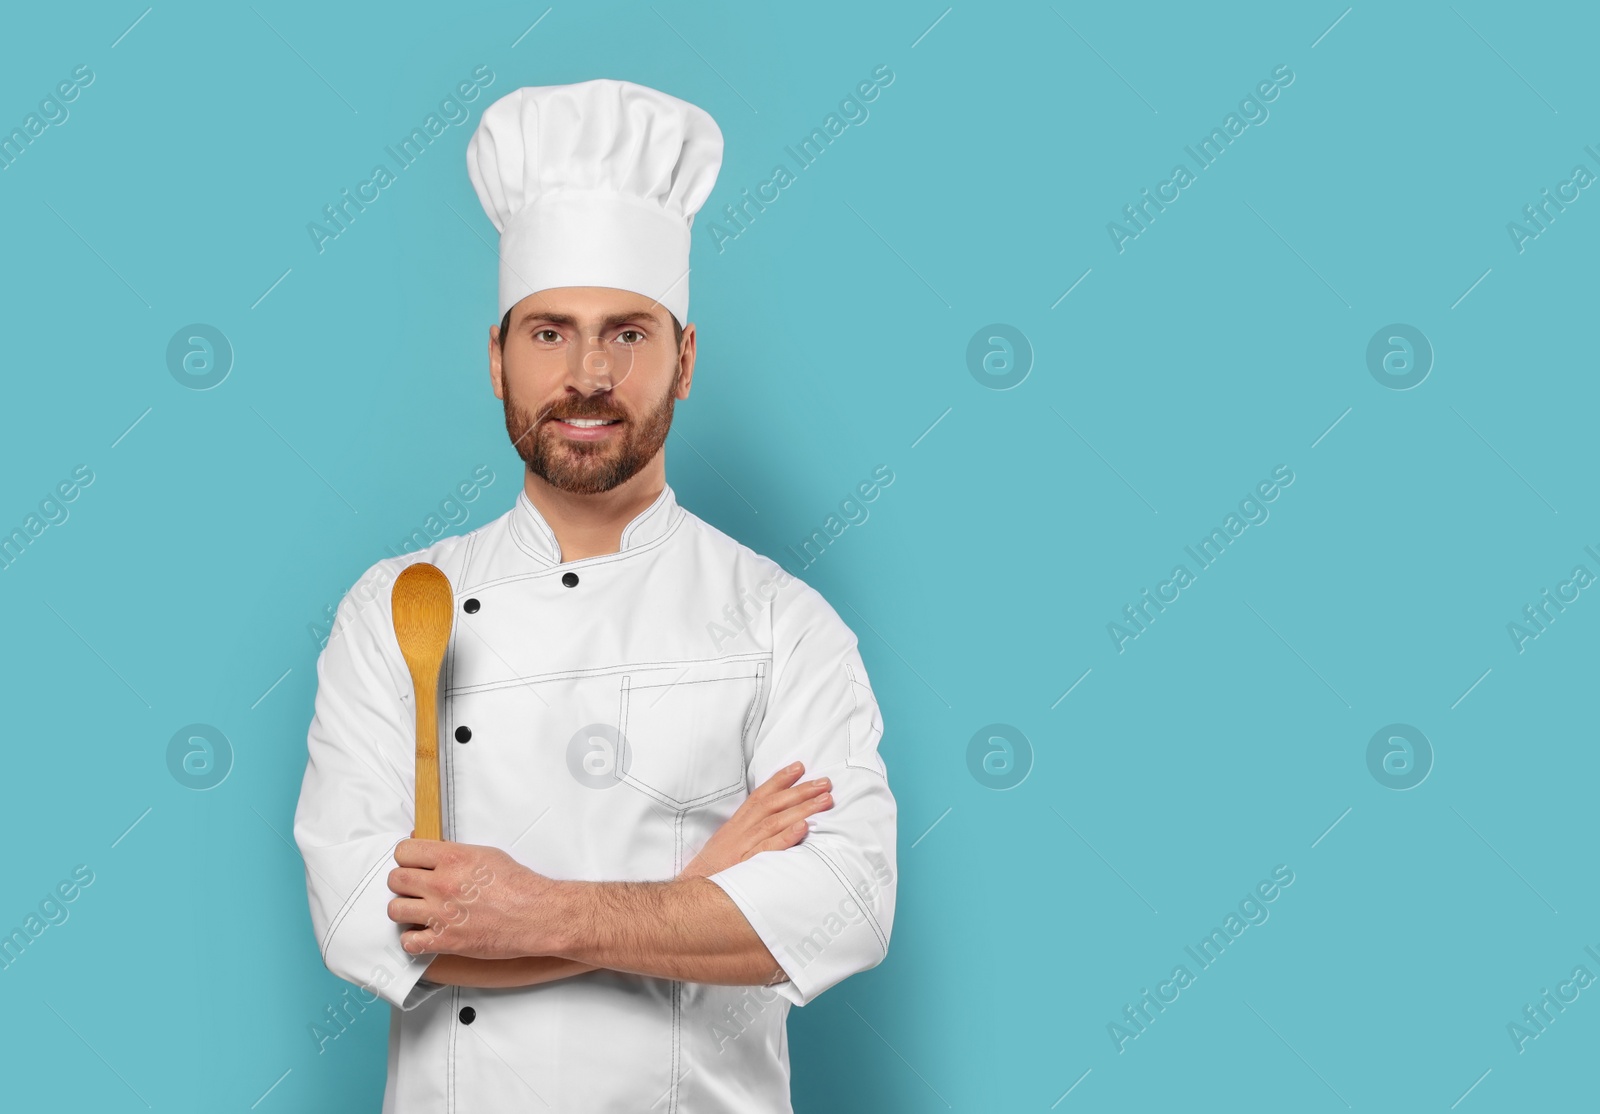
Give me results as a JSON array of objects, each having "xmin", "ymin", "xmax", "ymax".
[
  {"xmin": 706, "ymin": 582, "xmax": 898, "ymax": 1007},
  {"xmin": 292, "ymin": 564, "xmax": 446, "ymax": 1012}
]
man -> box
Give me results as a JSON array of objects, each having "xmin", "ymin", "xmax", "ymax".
[{"xmin": 293, "ymin": 79, "xmax": 898, "ymax": 1113}]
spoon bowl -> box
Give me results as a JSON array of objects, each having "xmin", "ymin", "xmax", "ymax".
[{"xmin": 391, "ymin": 562, "xmax": 455, "ymax": 841}]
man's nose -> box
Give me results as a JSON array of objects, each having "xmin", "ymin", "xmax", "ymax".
[
  {"xmin": 569, "ymin": 335, "xmax": 615, "ymax": 395},
  {"xmin": 567, "ymin": 333, "xmax": 636, "ymax": 394}
]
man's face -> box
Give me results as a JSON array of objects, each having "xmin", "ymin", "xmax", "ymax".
[{"xmin": 490, "ymin": 287, "xmax": 694, "ymax": 495}]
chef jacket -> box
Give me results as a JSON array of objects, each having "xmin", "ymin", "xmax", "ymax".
[{"xmin": 293, "ymin": 482, "xmax": 897, "ymax": 1113}]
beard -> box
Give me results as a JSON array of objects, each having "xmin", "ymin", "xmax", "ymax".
[{"xmin": 502, "ymin": 370, "xmax": 679, "ymax": 495}]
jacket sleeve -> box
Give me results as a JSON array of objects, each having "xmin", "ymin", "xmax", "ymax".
[
  {"xmin": 705, "ymin": 581, "xmax": 898, "ymax": 1007},
  {"xmin": 292, "ymin": 564, "xmax": 448, "ymax": 1011}
]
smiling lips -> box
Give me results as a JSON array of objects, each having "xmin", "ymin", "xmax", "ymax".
[{"xmin": 550, "ymin": 415, "xmax": 622, "ymax": 441}]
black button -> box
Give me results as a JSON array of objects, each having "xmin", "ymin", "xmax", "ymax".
[
  {"xmin": 458, "ymin": 1006, "xmax": 476, "ymax": 1024},
  {"xmin": 454, "ymin": 726, "xmax": 471, "ymax": 743},
  {"xmin": 463, "ymin": 598, "xmax": 480, "ymax": 614},
  {"xmin": 561, "ymin": 572, "xmax": 579, "ymax": 588}
]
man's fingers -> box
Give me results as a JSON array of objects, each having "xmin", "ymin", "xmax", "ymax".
[
  {"xmin": 386, "ymin": 896, "xmax": 431, "ymax": 925},
  {"xmin": 743, "ymin": 777, "xmax": 830, "ymax": 821},
  {"xmin": 749, "ymin": 819, "xmax": 813, "ymax": 858},
  {"xmin": 723, "ymin": 780, "xmax": 832, "ymax": 846},
  {"xmin": 400, "ymin": 927, "xmax": 442, "ymax": 955},
  {"xmin": 750, "ymin": 762, "xmax": 806, "ymax": 799},
  {"xmin": 743, "ymin": 775, "xmax": 829, "ymax": 815},
  {"xmin": 387, "ymin": 866, "xmax": 434, "ymax": 896},
  {"xmin": 394, "ymin": 838, "xmax": 448, "ymax": 868},
  {"xmin": 758, "ymin": 793, "xmax": 833, "ymax": 842}
]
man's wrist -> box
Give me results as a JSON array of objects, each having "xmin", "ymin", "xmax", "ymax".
[{"xmin": 526, "ymin": 877, "xmax": 580, "ymax": 958}]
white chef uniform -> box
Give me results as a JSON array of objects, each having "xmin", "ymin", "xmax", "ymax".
[
  {"xmin": 292, "ymin": 78, "xmax": 897, "ymax": 1114},
  {"xmin": 294, "ymin": 487, "xmax": 898, "ymax": 1112}
]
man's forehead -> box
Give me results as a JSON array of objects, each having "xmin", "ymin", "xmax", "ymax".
[{"xmin": 511, "ymin": 289, "xmax": 670, "ymax": 327}]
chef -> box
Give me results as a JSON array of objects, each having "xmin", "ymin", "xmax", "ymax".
[{"xmin": 292, "ymin": 78, "xmax": 898, "ymax": 1113}]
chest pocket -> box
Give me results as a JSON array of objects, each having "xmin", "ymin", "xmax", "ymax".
[{"xmin": 618, "ymin": 658, "xmax": 767, "ymax": 810}]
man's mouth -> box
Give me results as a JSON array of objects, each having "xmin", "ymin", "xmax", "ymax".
[{"xmin": 548, "ymin": 414, "xmax": 623, "ymax": 440}]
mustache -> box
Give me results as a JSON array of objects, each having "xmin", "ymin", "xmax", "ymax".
[{"xmin": 536, "ymin": 395, "xmax": 628, "ymax": 423}]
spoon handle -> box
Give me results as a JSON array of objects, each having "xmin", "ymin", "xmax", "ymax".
[{"xmin": 412, "ymin": 664, "xmax": 442, "ymax": 841}]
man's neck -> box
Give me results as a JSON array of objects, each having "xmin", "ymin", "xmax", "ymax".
[{"xmin": 523, "ymin": 460, "xmax": 665, "ymax": 562}]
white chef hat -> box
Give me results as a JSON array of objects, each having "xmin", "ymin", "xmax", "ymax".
[{"xmin": 466, "ymin": 79, "xmax": 723, "ymax": 327}]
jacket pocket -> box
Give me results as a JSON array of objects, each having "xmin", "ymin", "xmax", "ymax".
[{"xmin": 618, "ymin": 658, "xmax": 766, "ymax": 810}]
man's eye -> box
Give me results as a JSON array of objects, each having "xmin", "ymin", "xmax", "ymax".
[
  {"xmin": 534, "ymin": 329, "xmax": 560, "ymax": 343},
  {"xmin": 618, "ymin": 329, "xmax": 644, "ymax": 344}
]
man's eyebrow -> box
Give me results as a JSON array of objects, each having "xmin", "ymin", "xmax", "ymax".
[{"xmin": 517, "ymin": 309, "xmax": 666, "ymax": 330}]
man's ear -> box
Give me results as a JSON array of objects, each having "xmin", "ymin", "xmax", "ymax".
[
  {"xmin": 674, "ymin": 323, "xmax": 696, "ymax": 400},
  {"xmin": 489, "ymin": 323, "xmax": 505, "ymax": 400}
]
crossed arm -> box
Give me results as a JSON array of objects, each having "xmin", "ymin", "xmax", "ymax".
[{"xmin": 389, "ymin": 763, "xmax": 833, "ymax": 990}]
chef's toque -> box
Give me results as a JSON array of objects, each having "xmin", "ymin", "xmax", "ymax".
[{"xmin": 466, "ymin": 79, "xmax": 723, "ymax": 327}]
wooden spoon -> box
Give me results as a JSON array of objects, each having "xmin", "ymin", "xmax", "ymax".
[{"xmin": 391, "ymin": 563, "xmax": 455, "ymax": 841}]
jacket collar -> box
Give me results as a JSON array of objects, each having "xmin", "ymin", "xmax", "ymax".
[{"xmin": 508, "ymin": 481, "xmax": 682, "ymax": 566}]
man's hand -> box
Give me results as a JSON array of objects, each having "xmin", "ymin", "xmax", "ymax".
[
  {"xmin": 678, "ymin": 762, "xmax": 833, "ymax": 881},
  {"xmin": 387, "ymin": 841, "xmax": 552, "ymax": 959}
]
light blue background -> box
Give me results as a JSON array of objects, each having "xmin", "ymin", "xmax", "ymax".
[{"xmin": 2, "ymin": 1, "xmax": 1596, "ymax": 1110}]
